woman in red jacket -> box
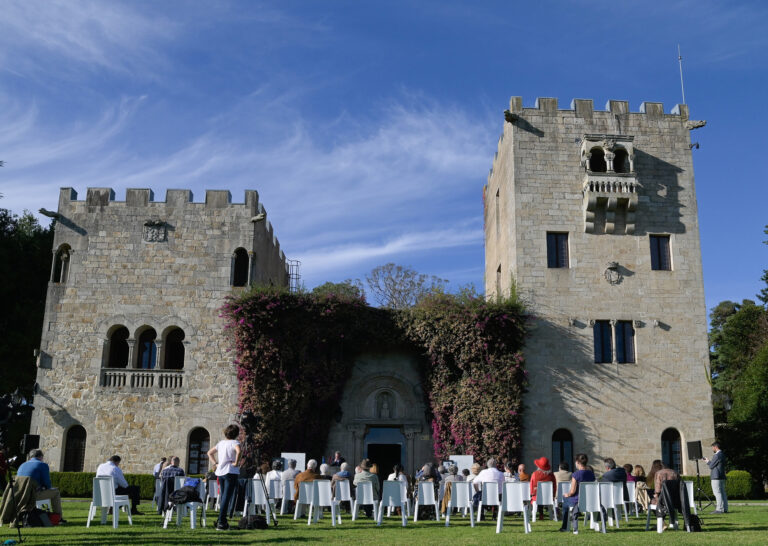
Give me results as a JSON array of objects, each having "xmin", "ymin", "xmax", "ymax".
[{"xmin": 530, "ymin": 456, "xmax": 557, "ymax": 519}]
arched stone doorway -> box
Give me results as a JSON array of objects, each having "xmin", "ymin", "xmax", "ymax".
[{"xmin": 325, "ymin": 352, "xmax": 432, "ymax": 476}]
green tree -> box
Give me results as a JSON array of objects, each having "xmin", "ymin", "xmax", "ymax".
[
  {"xmin": 759, "ymin": 225, "xmax": 768, "ymax": 306},
  {"xmin": 0, "ymin": 209, "xmax": 53, "ymax": 396},
  {"xmin": 365, "ymin": 263, "xmax": 447, "ymax": 309},
  {"xmin": 311, "ymin": 279, "xmax": 366, "ymax": 301}
]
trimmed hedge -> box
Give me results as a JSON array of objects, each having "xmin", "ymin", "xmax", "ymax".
[
  {"xmin": 50, "ymin": 472, "xmax": 204, "ymax": 499},
  {"xmin": 681, "ymin": 470, "xmax": 754, "ymax": 500}
]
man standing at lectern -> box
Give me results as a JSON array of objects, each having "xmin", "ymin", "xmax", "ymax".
[{"xmin": 704, "ymin": 441, "xmax": 728, "ymax": 514}]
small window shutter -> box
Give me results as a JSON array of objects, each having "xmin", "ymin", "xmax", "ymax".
[
  {"xmin": 547, "ymin": 233, "xmax": 557, "ymax": 268},
  {"xmin": 660, "ymin": 238, "xmax": 671, "ymax": 271},
  {"xmin": 650, "ymin": 237, "xmax": 660, "ymax": 270},
  {"xmin": 593, "ymin": 322, "xmax": 602, "ymax": 363},
  {"xmin": 557, "ymin": 234, "xmax": 568, "ymax": 268}
]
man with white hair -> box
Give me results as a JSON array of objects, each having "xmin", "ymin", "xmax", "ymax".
[
  {"xmin": 293, "ymin": 458, "xmax": 319, "ymax": 500},
  {"xmin": 473, "ymin": 458, "xmax": 504, "ymax": 520}
]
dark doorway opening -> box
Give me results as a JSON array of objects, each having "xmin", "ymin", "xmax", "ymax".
[{"xmin": 367, "ymin": 443, "xmax": 401, "ymax": 485}]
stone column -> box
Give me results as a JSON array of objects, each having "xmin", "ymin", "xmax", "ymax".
[
  {"xmin": 348, "ymin": 425, "xmax": 366, "ymax": 465},
  {"xmin": 404, "ymin": 426, "xmax": 420, "ymax": 475},
  {"xmin": 248, "ymin": 251, "xmax": 255, "ymax": 285},
  {"xmin": 127, "ymin": 338, "xmax": 136, "ymax": 368},
  {"xmin": 154, "ymin": 340, "xmax": 163, "ymax": 370}
]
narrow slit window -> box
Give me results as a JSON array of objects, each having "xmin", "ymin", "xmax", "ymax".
[
  {"xmin": 615, "ymin": 320, "xmax": 635, "ymax": 363},
  {"xmin": 593, "ymin": 320, "xmax": 612, "ymax": 363}
]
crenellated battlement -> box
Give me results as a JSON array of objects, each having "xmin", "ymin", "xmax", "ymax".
[
  {"xmin": 59, "ymin": 187, "xmax": 269, "ymax": 211},
  {"xmin": 506, "ymin": 96, "xmax": 689, "ymax": 120}
]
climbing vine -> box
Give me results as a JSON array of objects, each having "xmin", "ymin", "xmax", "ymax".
[{"xmin": 220, "ymin": 287, "xmax": 528, "ymax": 464}]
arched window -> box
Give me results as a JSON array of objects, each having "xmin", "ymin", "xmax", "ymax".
[
  {"xmin": 661, "ymin": 428, "xmax": 682, "ymax": 474},
  {"xmin": 107, "ymin": 326, "xmax": 129, "ymax": 368},
  {"xmin": 589, "ymin": 148, "xmax": 607, "ymax": 172},
  {"xmin": 232, "ymin": 248, "xmax": 249, "ymax": 287},
  {"xmin": 552, "ymin": 428, "xmax": 573, "ymax": 471},
  {"xmin": 52, "ymin": 244, "xmax": 71, "ymax": 283},
  {"xmin": 163, "ymin": 328, "xmax": 185, "ymax": 370},
  {"xmin": 187, "ymin": 428, "xmax": 210, "ymax": 475},
  {"xmin": 613, "ymin": 148, "xmax": 629, "ymax": 173},
  {"xmin": 63, "ymin": 425, "xmax": 87, "ymax": 472},
  {"xmin": 137, "ymin": 328, "xmax": 157, "ymax": 369}
]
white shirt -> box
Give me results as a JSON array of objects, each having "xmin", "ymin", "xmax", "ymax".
[
  {"xmin": 153, "ymin": 462, "xmax": 163, "ymax": 477},
  {"xmin": 213, "ymin": 439, "xmax": 240, "ymax": 476},
  {"xmin": 475, "ymin": 467, "xmax": 505, "ymax": 491},
  {"xmin": 265, "ymin": 470, "xmax": 282, "ymax": 483},
  {"xmin": 96, "ymin": 461, "xmax": 129, "ymax": 489}
]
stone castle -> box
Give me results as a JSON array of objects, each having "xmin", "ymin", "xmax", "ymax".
[{"xmin": 30, "ymin": 96, "xmax": 713, "ymax": 476}]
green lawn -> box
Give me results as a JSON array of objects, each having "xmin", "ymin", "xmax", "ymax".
[{"xmin": 2, "ymin": 500, "xmax": 767, "ymax": 545}]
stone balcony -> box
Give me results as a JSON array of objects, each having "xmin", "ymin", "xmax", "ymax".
[
  {"xmin": 100, "ymin": 368, "xmax": 184, "ymax": 390},
  {"xmin": 582, "ymin": 172, "xmax": 639, "ymax": 234}
]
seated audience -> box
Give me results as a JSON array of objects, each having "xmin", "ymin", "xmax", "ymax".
[
  {"xmin": 353, "ymin": 458, "xmax": 380, "ymax": 516},
  {"xmin": 97, "ymin": 455, "xmax": 142, "ymax": 515},
  {"xmin": 559, "ymin": 453, "xmax": 595, "ymax": 534},
  {"xmin": 554, "ymin": 461, "xmax": 572, "ymax": 484},
  {"xmin": 530, "ymin": 456, "xmax": 556, "ymax": 516},
  {"xmin": 265, "ymin": 459, "xmax": 282, "ymax": 485},
  {"xmin": 466, "ymin": 462, "xmax": 481, "ymax": 484},
  {"xmin": 652, "ymin": 462, "xmax": 679, "ymax": 505},
  {"xmin": 646, "ymin": 459, "xmax": 662, "ymax": 488},
  {"xmin": 281, "ymin": 459, "xmax": 300, "ymax": 483},
  {"xmin": 160, "ymin": 456, "xmax": 185, "ymax": 480},
  {"xmin": 16, "ymin": 450, "xmax": 64, "ymax": 521},
  {"xmin": 332, "ymin": 462, "xmax": 352, "ymax": 496},
  {"xmin": 623, "ymin": 464, "xmax": 635, "ymax": 482},
  {"xmin": 504, "ymin": 461, "xmax": 518, "ymax": 482},
  {"xmin": 516, "ymin": 462, "xmax": 530, "ymax": 482},
  {"xmin": 153, "ymin": 457, "xmax": 167, "ymax": 479},
  {"xmin": 293, "ymin": 459, "xmax": 319, "ymax": 500},
  {"xmin": 318, "ymin": 463, "xmax": 333, "ymax": 480},
  {"xmin": 600, "ymin": 457, "xmax": 628, "ymax": 502}
]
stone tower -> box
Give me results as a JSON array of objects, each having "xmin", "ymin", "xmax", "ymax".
[
  {"xmin": 484, "ymin": 97, "xmax": 713, "ymax": 473},
  {"xmin": 31, "ymin": 188, "xmax": 289, "ymax": 473}
]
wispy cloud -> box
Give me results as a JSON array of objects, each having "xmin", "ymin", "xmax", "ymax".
[
  {"xmin": 1, "ymin": 87, "xmax": 494, "ymax": 287},
  {"xmin": 0, "ymin": 0, "xmax": 177, "ymax": 79}
]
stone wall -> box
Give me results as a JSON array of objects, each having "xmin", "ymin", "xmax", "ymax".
[
  {"xmin": 484, "ymin": 97, "xmax": 713, "ymax": 473},
  {"xmin": 31, "ymin": 188, "xmax": 289, "ymax": 473}
]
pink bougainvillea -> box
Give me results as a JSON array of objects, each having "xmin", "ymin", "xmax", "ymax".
[{"xmin": 220, "ymin": 287, "xmax": 527, "ymax": 464}]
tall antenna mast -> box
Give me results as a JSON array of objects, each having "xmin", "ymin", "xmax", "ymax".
[{"xmin": 678, "ymin": 44, "xmax": 686, "ymax": 105}]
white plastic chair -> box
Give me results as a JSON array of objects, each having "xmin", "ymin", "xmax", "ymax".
[
  {"xmin": 152, "ymin": 478, "xmax": 162, "ymax": 510},
  {"xmin": 626, "ymin": 480, "xmax": 639, "ymax": 517},
  {"xmin": 163, "ymin": 478, "xmax": 207, "ymax": 529},
  {"xmin": 281, "ymin": 479, "xmax": 294, "ymax": 515},
  {"xmin": 496, "ymin": 482, "xmax": 530, "ymax": 534},
  {"xmin": 204, "ymin": 479, "xmax": 219, "ymax": 511},
  {"xmin": 378, "ymin": 480, "xmax": 407, "ymax": 526},
  {"xmin": 532, "ymin": 481, "xmax": 556, "ymax": 521},
  {"xmin": 444, "ymin": 482, "xmax": 474, "ymax": 528},
  {"xmin": 335, "ymin": 479, "xmax": 352, "ymax": 516},
  {"xmin": 476, "ymin": 481, "xmax": 500, "ymax": 523},
  {"xmin": 599, "ymin": 482, "xmax": 619, "ymax": 528},
  {"xmin": 351, "ymin": 481, "xmax": 379, "ymax": 521},
  {"xmin": 577, "ymin": 482, "xmax": 605, "ymax": 534},
  {"xmin": 684, "ymin": 481, "xmax": 697, "ymax": 515},
  {"xmin": 86, "ymin": 476, "xmax": 132, "ymax": 529},
  {"xmin": 268, "ymin": 479, "xmax": 282, "ymax": 505},
  {"xmin": 243, "ymin": 478, "xmax": 274, "ymax": 524},
  {"xmin": 613, "ymin": 481, "xmax": 629, "ymax": 522},
  {"xmin": 413, "ymin": 481, "xmax": 440, "ymax": 522},
  {"xmin": 556, "ymin": 481, "xmax": 570, "ymax": 519},
  {"xmin": 386, "ymin": 479, "xmax": 410, "ymax": 517},
  {"xmin": 294, "ymin": 481, "xmax": 313, "ymax": 520},
  {"xmin": 308, "ymin": 480, "xmax": 338, "ymax": 526}
]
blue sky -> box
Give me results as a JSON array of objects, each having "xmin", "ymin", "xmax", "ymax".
[{"xmin": 1, "ymin": 0, "xmax": 766, "ymax": 314}]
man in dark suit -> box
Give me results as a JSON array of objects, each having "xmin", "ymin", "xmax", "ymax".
[
  {"xmin": 704, "ymin": 441, "xmax": 728, "ymax": 514},
  {"xmin": 600, "ymin": 457, "xmax": 628, "ymax": 507}
]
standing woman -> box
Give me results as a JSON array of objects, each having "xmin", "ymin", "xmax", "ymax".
[{"xmin": 208, "ymin": 424, "xmax": 241, "ymax": 531}]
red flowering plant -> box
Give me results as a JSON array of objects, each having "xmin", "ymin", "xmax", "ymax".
[{"xmin": 221, "ymin": 286, "xmax": 527, "ymax": 462}]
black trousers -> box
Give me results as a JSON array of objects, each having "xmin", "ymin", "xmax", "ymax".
[{"xmin": 116, "ymin": 485, "xmax": 141, "ymax": 510}]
